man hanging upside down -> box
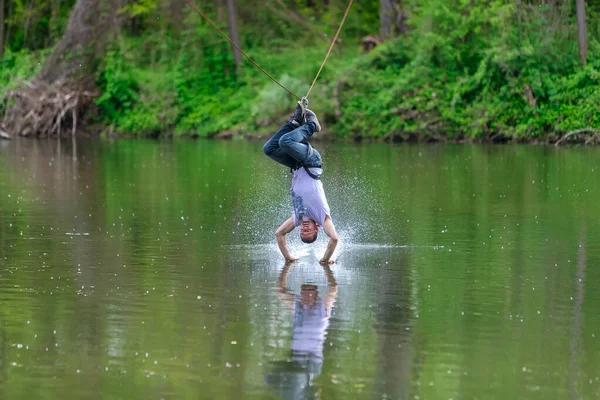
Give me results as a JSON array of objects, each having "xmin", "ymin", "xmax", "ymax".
[{"xmin": 263, "ymin": 101, "xmax": 339, "ymax": 265}]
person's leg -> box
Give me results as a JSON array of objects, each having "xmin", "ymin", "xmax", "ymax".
[
  {"xmin": 278, "ymin": 123, "xmax": 317, "ymax": 165},
  {"xmin": 307, "ymin": 146, "xmax": 323, "ymax": 168},
  {"xmin": 263, "ymin": 122, "xmax": 299, "ymax": 169}
]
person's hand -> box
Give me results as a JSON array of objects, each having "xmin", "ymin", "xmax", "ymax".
[
  {"xmin": 320, "ymin": 258, "xmax": 334, "ymax": 265},
  {"xmin": 286, "ymin": 256, "xmax": 300, "ymax": 263}
]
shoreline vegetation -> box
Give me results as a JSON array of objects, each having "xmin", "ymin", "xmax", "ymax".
[{"xmin": 0, "ymin": 1, "xmax": 599, "ymax": 145}]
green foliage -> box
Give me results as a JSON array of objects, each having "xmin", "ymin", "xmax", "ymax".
[
  {"xmin": 334, "ymin": 0, "xmax": 600, "ymax": 140},
  {"xmin": 3, "ymin": 0, "xmax": 600, "ymax": 140},
  {"xmin": 177, "ymin": 87, "xmax": 253, "ymax": 137},
  {"xmin": 95, "ymin": 50, "xmax": 140, "ymax": 124},
  {"xmin": 251, "ymin": 75, "xmax": 306, "ymax": 121},
  {"xmin": 0, "ymin": 49, "xmax": 47, "ymax": 116},
  {"xmin": 2, "ymin": 0, "xmax": 76, "ymax": 51},
  {"xmin": 120, "ymin": 0, "xmax": 158, "ymax": 18},
  {"xmin": 0, "ymin": 49, "xmax": 46, "ymax": 93}
]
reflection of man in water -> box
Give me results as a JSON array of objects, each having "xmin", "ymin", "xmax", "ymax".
[{"xmin": 264, "ymin": 263, "xmax": 338, "ymax": 399}]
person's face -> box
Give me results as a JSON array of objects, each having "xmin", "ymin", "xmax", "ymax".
[
  {"xmin": 300, "ymin": 284, "xmax": 318, "ymax": 307},
  {"xmin": 300, "ymin": 219, "xmax": 318, "ymax": 242}
]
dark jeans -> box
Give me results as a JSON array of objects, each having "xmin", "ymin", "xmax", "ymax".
[{"xmin": 263, "ymin": 122, "xmax": 322, "ymax": 170}]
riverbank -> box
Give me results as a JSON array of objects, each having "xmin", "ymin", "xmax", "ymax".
[
  {"xmin": 223, "ymin": 129, "xmax": 600, "ymax": 146},
  {"xmin": 64, "ymin": 121, "xmax": 598, "ymax": 146},
  {"xmin": 2, "ymin": 4, "xmax": 599, "ymax": 144}
]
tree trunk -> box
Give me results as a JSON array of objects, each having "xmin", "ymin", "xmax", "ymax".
[
  {"xmin": 225, "ymin": 0, "xmax": 242, "ymax": 67},
  {"xmin": 4, "ymin": 0, "xmax": 13, "ymax": 51},
  {"xmin": 23, "ymin": 0, "xmax": 35, "ymax": 47},
  {"xmin": 0, "ymin": 0, "xmax": 5, "ymax": 60},
  {"xmin": 217, "ymin": 0, "xmax": 231, "ymax": 78},
  {"xmin": 576, "ymin": 0, "xmax": 587, "ymax": 67},
  {"xmin": 217, "ymin": 0, "xmax": 225, "ymax": 24},
  {"xmin": 40, "ymin": 0, "xmax": 124, "ymax": 84},
  {"xmin": 380, "ymin": 0, "xmax": 407, "ymax": 40},
  {"xmin": 380, "ymin": 0, "xmax": 397, "ymax": 40}
]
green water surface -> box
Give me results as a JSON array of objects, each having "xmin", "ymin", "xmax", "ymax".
[{"xmin": 1, "ymin": 138, "xmax": 599, "ymax": 400}]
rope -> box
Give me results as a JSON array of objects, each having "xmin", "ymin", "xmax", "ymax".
[
  {"xmin": 305, "ymin": 0, "xmax": 354, "ymax": 99},
  {"xmin": 184, "ymin": 0, "xmax": 354, "ymax": 103},
  {"xmin": 184, "ymin": 0, "xmax": 301, "ymax": 100}
]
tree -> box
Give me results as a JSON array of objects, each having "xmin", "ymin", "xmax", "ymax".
[
  {"xmin": 576, "ymin": 0, "xmax": 587, "ymax": 67},
  {"xmin": 0, "ymin": 0, "xmax": 4, "ymax": 60},
  {"xmin": 380, "ymin": 0, "xmax": 394, "ymax": 39},
  {"xmin": 2, "ymin": 0, "xmax": 126, "ymax": 138},
  {"xmin": 380, "ymin": 0, "xmax": 406, "ymax": 40},
  {"xmin": 225, "ymin": 0, "xmax": 241, "ymax": 67},
  {"xmin": 40, "ymin": 0, "xmax": 125, "ymax": 83}
]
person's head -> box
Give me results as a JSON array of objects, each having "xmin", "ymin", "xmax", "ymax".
[
  {"xmin": 300, "ymin": 284, "xmax": 319, "ymax": 307},
  {"xmin": 300, "ymin": 219, "xmax": 318, "ymax": 243}
]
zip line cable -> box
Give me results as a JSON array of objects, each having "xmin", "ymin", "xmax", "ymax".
[
  {"xmin": 183, "ymin": 0, "xmax": 301, "ymax": 100},
  {"xmin": 184, "ymin": 0, "xmax": 354, "ymax": 104},
  {"xmin": 305, "ymin": 0, "xmax": 354, "ymax": 99}
]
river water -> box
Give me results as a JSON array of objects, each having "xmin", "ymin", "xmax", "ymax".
[{"xmin": 1, "ymin": 138, "xmax": 599, "ymax": 400}]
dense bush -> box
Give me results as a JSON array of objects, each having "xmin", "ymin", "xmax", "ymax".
[{"xmin": 334, "ymin": 1, "xmax": 600, "ymax": 140}]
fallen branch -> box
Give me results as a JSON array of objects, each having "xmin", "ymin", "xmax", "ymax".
[
  {"xmin": 555, "ymin": 128, "xmax": 600, "ymax": 146},
  {"xmin": 584, "ymin": 134, "xmax": 598, "ymax": 145}
]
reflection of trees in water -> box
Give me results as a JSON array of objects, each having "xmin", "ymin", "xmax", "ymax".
[
  {"xmin": 2, "ymin": 139, "xmax": 115, "ymax": 391},
  {"xmin": 0, "ymin": 143, "xmax": 63, "ymax": 391},
  {"xmin": 372, "ymin": 250, "xmax": 417, "ymax": 399},
  {"xmin": 265, "ymin": 263, "xmax": 337, "ymax": 400},
  {"xmin": 0, "ymin": 320, "xmax": 4, "ymax": 384},
  {"xmin": 1, "ymin": 139, "xmax": 282, "ymax": 396},
  {"xmin": 569, "ymin": 223, "xmax": 586, "ymax": 400}
]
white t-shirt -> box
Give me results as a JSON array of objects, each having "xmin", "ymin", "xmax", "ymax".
[
  {"xmin": 291, "ymin": 167, "xmax": 331, "ymax": 227},
  {"xmin": 291, "ymin": 296, "xmax": 332, "ymax": 361}
]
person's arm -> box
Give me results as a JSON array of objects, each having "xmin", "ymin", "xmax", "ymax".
[
  {"xmin": 275, "ymin": 217, "xmax": 299, "ymax": 262},
  {"xmin": 320, "ymin": 216, "xmax": 339, "ymax": 264},
  {"xmin": 322, "ymin": 264, "xmax": 338, "ymax": 310},
  {"xmin": 276, "ymin": 263, "xmax": 295, "ymax": 310}
]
